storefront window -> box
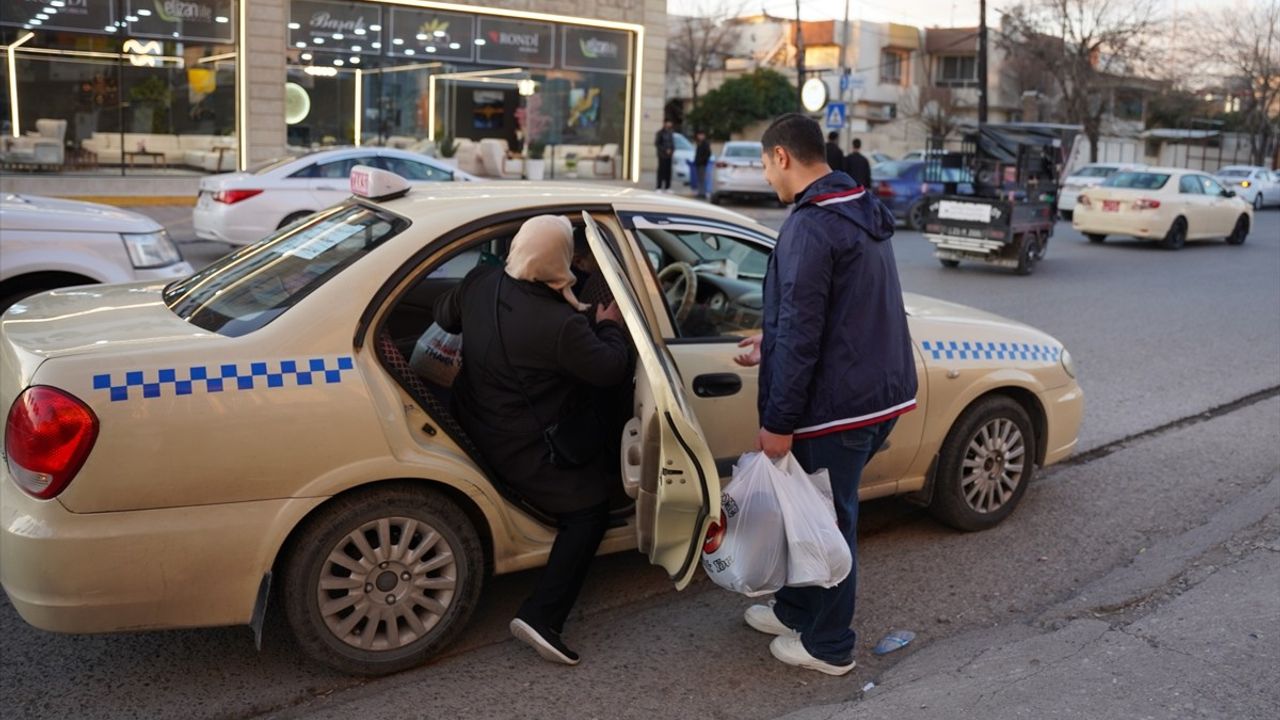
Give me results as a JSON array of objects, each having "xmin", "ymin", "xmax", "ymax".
[
  {"xmin": 0, "ymin": 1, "xmax": 237, "ymax": 176},
  {"xmin": 285, "ymin": 0, "xmax": 635, "ymax": 179}
]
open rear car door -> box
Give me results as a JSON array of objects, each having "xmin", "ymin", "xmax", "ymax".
[{"xmin": 581, "ymin": 212, "xmax": 720, "ymax": 589}]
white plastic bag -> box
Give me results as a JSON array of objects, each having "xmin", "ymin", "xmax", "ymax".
[
  {"xmin": 701, "ymin": 452, "xmax": 788, "ymax": 596},
  {"xmin": 409, "ymin": 323, "xmax": 462, "ymax": 387},
  {"xmin": 774, "ymin": 453, "xmax": 852, "ymax": 589}
]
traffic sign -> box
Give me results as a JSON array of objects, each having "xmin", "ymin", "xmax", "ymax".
[{"xmin": 824, "ymin": 102, "xmax": 847, "ymax": 130}]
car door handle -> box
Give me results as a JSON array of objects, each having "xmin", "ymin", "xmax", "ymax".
[
  {"xmin": 316, "ymin": 184, "xmax": 341, "ymax": 191},
  {"xmin": 693, "ymin": 373, "xmax": 742, "ymax": 398}
]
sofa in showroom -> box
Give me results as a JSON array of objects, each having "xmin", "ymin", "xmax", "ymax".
[
  {"xmin": 545, "ymin": 142, "xmax": 619, "ymax": 178},
  {"xmin": 1, "ymin": 119, "xmax": 67, "ymax": 169},
  {"xmin": 80, "ymin": 132, "xmax": 237, "ymax": 170}
]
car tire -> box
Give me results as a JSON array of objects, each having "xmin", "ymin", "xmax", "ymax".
[
  {"xmin": 1161, "ymin": 217, "xmax": 1187, "ymax": 250},
  {"xmin": 1086, "ymin": 233, "xmax": 1106, "ymax": 244},
  {"xmin": 907, "ymin": 201, "xmax": 927, "ymax": 231},
  {"xmin": 278, "ymin": 211, "xmax": 315, "ymax": 230},
  {"xmin": 1015, "ymin": 236, "xmax": 1040, "ymax": 276},
  {"xmin": 1059, "ymin": 210, "xmax": 1074, "ymax": 222},
  {"xmin": 709, "ymin": 193, "xmax": 723, "ymax": 205},
  {"xmin": 939, "ymin": 259, "xmax": 960, "ymax": 268},
  {"xmin": 281, "ymin": 484, "xmax": 484, "ymax": 676},
  {"xmin": 1226, "ymin": 215, "xmax": 1249, "ymax": 245},
  {"xmin": 1253, "ymin": 193, "xmax": 1263, "ymax": 211},
  {"xmin": 929, "ymin": 395, "xmax": 1037, "ymax": 532}
]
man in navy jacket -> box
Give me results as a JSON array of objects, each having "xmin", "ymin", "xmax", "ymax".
[{"xmin": 735, "ymin": 113, "xmax": 918, "ymax": 676}]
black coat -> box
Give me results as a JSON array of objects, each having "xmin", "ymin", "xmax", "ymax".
[
  {"xmin": 825, "ymin": 142, "xmax": 845, "ymax": 171},
  {"xmin": 843, "ymin": 151, "xmax": 872, "ymax": 188},
  {"xmin": 435, "ymin": 266, "xmax": 630, "ymax": 513},
  {"xmin": 694, "ymin": 139, "xmax": 712, "ymax": 166}
]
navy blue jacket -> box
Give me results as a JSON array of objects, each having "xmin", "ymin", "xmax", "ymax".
[{"xmin": 758, "ymin": 171, "xmax": 918, "ymax": 438}]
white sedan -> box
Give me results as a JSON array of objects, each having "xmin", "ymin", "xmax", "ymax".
[
  {"xmin": 194, "ymin": 148, "xmax": 477, "ymax": 246},
  {"xmin": 1072, "ymin": 167, "xmax": 1253, "ymax": 249},
  {"xmin": 710, "ymin": 141, "xmax": 775, "ymax": 205},
  {"xmin": 0, "ymin": 194, "xmax": 191, "ymax": 313},
  {"xmin": 1214, "ymin": 165, "xmax": 1280, "ymax": 210},
  {"xmin": 1057, "ymin": 162, "xmax": 1145, "ymax": 217}
]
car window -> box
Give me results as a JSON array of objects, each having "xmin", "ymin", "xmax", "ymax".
[
  {"xmin": 637, "ymin": 227, "xmax": 767, "ymax": 339},
  {"xmin": 1103, "ymin": 172, "xmax": 1170, "ymax": 189},
  {"xmin": 673, "ymin": 133, "xmax": 694, "ymax": 151},
  {"xmin": 873, "ymin": 161, "xmax": 918, "ymax": 179},
  {"xmin": 164, "ymin": 204, "xmax": 407, "ymax": 336},
  {"xmin": 1178, "ymin": 175, "xmax": 1203, "ymax": 194},
  {"xmin": 1075, "ymin": 166, "xmax": 1117, "ymax": 178},
  {"xmin": 1198, "ymin": 176, "xmax": 1226, "ymax": 195},
  {"xmin": 723, "ymin": 144, "xmax": 763, "ymax": 158},
  {"xmin": 378, "ymin": 156, "xmax": 453, "ymax": 181},
  {"xmin": 1216, "ymin": 169, "xmax": 1251, "ymax": 178},
  {"xmin": 290, "ymin": 156, "xmax": 374, "ymax": 179}
]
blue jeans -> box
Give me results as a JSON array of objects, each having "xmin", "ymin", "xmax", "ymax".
[
  {"xmin": 691, "ymin": 162, "xmax": 711, "ymax": 196},
  {"xmin": 772, "ymin": 419, "xmax": 897, "ymax": 665}
]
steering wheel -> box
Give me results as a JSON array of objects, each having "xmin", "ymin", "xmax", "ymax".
[{"xmin": 656, "ymin": 262, "xmax": 698, "ymax": 325}]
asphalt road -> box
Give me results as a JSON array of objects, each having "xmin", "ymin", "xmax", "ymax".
[{"xmin": 2, "ymin": 201, "xmax": 1277, "ymax": 719}]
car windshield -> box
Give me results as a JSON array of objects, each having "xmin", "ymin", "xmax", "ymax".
[
  {"xmin": 1074, "ymin": 166, "xmax": 1118, "ymax": 178},
  {"xmin": 248, "ymin": 156, "xmax": 301, "ymax": 175},
  {"xmin": 723, "ymin": 144, "xmax": 762, "ymax": 158},
  {"xmin": 1216, "ymin": 169, "xmax": 1251, "ymax": 178},
  {"xmin": 1102, "ymin": 172, "xmax": 1170, "ymax": 189},
  {"xmin": 164, "ymin": 204, "xmax": 407, "ymax": 336},
  {"xmin": 673, "ymin": 133, "xmax": 694, "ymax": 151},
  {"xmin": 873, "ymin": 161, "xmax": 918, "ymax": 179}
]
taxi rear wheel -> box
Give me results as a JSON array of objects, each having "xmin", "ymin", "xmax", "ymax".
[
  {"xmin": 281, "ymin": 485, "xmax": 483, "ymax": 675},
  {"xmin": 929, "ymin": 396, "xmax": 1036, "ymax": 532},
  {"xmin": 1226, "ymin": 215, "xmax": 1249, "ymax": 245},
  {"xmin": 1161, "ymin": 218, "xmax": 1187, "ymax": 250}
]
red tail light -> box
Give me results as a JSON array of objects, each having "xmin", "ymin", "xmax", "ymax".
[
  {"xmin": 5, "ymin": 386, "xmax": 99, "ymax": 499},
  {"xmin": 213, "ymin": 189, "xmax": 263, "ymax": 204},
  {"xmin": 1078, "ymin": 194, "xmax": 1092, "ymax": 208},
  {"xmin": 876, "ymin": 181, "xmax": 895, "ymax": 198},
  {"xmin": 702, "ymin": 514, "xmax": 726, "ymax": 554},
  {"xmin": 715, "ymin": 161, "xmax": 729, "ymax": 169},
  {"xmin": 1133, "ymin": 198, "xmax": 1161, "ymax": 210}
]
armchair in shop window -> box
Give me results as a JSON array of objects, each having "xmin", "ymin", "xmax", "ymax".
[
  {"xmin": 2, "ymin": 119, "xmax": 67, "ymax": 169},
  {"xmin": 585, "ymin": 143, "xmax": 619, "ymax": 178}
]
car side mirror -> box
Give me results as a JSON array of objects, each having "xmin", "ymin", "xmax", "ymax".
[{"xmin": 1223, "ymin": 190, "xmax": 1236, "ymax": 198}]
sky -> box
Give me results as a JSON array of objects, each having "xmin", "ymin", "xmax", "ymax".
[{"xmin": 679, "ymin": 0, "xmax": 1234, "ymax": 27}]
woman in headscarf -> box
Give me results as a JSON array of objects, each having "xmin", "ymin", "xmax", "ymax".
[{"xmin": 434, "ymin": 214, "xmax": 628, "ymax": 666}]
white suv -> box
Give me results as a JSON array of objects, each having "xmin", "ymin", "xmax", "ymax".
[{"xmin": 0, "ymin": 194, "xmax": 192, "ymax": 313}]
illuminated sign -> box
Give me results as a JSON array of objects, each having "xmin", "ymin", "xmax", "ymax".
[{"xmin": 561, "ymin": 26, "xmax": 630, "ymax": 74}]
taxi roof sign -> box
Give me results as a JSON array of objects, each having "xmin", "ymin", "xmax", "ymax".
[{"xmin": 350, "ymin": 165, "xmax": 410, "ymax": 201}]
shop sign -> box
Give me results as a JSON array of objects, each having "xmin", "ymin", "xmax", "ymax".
[
  {"xmin": 0, "ymin": 0, "xmax": 116, "ymax": 34},
  {"xmin": 561, "ymin": 26, "xmax": 630, "ymax": 74},
  {"xmin": 388, "ymin": 7, "xmax": 473, "ymax": 62},
  {"xmin": 290, "ymin": 0, "xmax": 383, "ymax": 55},
  {"xmin": 127, "ymin": 0, "xmax": 235, "ymax": 43},
  {"xmin": 475, "ymin": 17, "xmax": 554, "ymax": 68}
]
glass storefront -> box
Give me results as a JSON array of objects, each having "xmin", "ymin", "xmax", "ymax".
[
  {"xmin": 1, "ymin": 0, "xmax": 238, "ymax": 176},
  {"xmin": 284, "ymin": 0, "xmax": 636, "ymax": 178}
]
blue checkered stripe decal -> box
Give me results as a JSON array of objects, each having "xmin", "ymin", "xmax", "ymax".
[
  {"xmin": 921, "ymin": 341, "xmax": 1061, "ymax": 362},
  {"xmin": 93, "ymin": 357, "xmax": 355, "ymax": 402}
]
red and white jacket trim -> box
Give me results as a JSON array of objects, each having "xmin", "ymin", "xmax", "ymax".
[
  {"xmin": 806, "ymin": 187, "xmax": 867, "ymax": 207},
  {"xmin": 792, "ymin": 399, "xmax": 918, "ymax": 439}
]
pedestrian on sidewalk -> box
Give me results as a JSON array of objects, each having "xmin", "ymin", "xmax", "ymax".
[
  {"xmin": 735, "ymin": 114, "xmax": 918, "ymax": 676},
  {"xmin": 693, "ymin": 130, "xmax": 713, "ymax": 199},
  {"xmin": 655, "ymin": 120, "xmax": 675, "ymax": 192},
  {"xmin": 843, "ymin": 137, "xmax": 873, "ymax": 189},
  {"xmin": 825, "ymin": 131, "xmax": 845, "ymax": 171}
]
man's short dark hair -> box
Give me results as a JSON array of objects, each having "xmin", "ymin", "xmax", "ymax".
[
  {"xmin": 852, "ymin": 138, "xmax": 862, "ymax": 150},
  {"xmin": 762, "ymin": 113, "xmax": 825, "ymax": 165},
  {"xmin": 827, "ymin": 131, "xmax": 839, "ymax": 141}
]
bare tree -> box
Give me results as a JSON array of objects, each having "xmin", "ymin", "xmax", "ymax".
[
  {"xmin": 1190, "ymin": 0, "xmax": 1280, "ymax": 166},
  {"xmin": 999, "ymin": 0, "xmax": 1162, "ymax": 161},
  {"xmin": 667, "ymin": 3, "xmax": 743, "ymax": 114},
  {"xmin": 900, "ymin": 86, "xmax": 970, "ymax": 142}
]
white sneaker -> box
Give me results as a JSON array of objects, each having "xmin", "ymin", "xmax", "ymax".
[
  {"xmin": 769, "ymin": 635, "xmax": 856, "ymax": 676},
  {"xmin": 744, "ymin": 603, "xmax": 798, "ymax": 637}
]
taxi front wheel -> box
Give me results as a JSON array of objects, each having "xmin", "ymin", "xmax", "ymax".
[
  {"xmin": 281, "ymin": 485, "xmax": 484, "ymax": 675},
  {"xmin": 929, "ymin": 396, "xmax": 1036, "ymax": 532}
]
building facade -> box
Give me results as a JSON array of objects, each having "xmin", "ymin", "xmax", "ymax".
[{"xmin": 1, "ymin": 0, "xmax": 666, "ymax": 190}]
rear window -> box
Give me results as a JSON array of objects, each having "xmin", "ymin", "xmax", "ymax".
[
  {"xmin": 723, "ymin": 144, "xmax": 762, "ymax": 158},
  {"xmin": 1102, "ymin": 172, "xmax": 1170, "ymax": 189},
  {"xmin": 1216, "ymin": 169, "xmax": 1251, "ymax": 178},
  {"xmin": 248, "ymin": 156, "xmax": 300, "ymax": 175},
  {"xmin": 1074, "ymin": 166, "xmax": 1117, "ymax": 178},
  {"xmin": 164, "ymin": 204, "xmax": 407, "ymax": 336}
]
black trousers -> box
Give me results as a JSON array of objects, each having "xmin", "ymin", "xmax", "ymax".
[
  {"xmin": 656, "ymin": 155, "xmax": 673, "ymax": 189},
  {"xmin": 518, "ymin": 501, "xmax": 610, "ymax": 633}
]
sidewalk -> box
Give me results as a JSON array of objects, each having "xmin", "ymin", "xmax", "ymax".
[{"xmin": 779, "ymin": 474, "xmax": 1280, "ymax": 720}]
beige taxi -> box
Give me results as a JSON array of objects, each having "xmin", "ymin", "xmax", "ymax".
[
  {"xmin": 1072, "ymin": 167, "xmax": 1253, "ymax": 249},
  {"xmin": 1, "ymin": 168, "xmax": 1083, "ymax": 675}
]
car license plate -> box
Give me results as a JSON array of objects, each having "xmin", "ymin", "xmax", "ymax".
[{"xmin": 1103, "ymin": 200, "xmax": 1120, "ymax": 212}]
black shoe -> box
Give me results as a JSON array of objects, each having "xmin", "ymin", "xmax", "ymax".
[{"xmin": 510, "ymin": 617, "xmax": 580, "ymax": 666}]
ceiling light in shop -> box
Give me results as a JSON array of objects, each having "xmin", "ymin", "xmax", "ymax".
[
  {"xmin": 369, "ymin": 24, "xmax": 381, "ymax": 32},
  {"xmin": 354, "ymin": 28, "xmax": 366, "ymax": 35},
  {"xmin": 371, "ymin": 42, "xmax": 381, "ymax": 49},
  {"xmin": 392, "ymin": 38, "xmax": 404, "ymax": 45},
  {"xmin": 314, "ymin": 37, "xmax": 324, "ymax": 44},
  {"xmin": 474, "ymin": 38, "xmax": 486, "ymax": 46},
  {"xmin": 404, "ymin": 49, "xmax": 415, "ymax": 55},
  {"xmin": 433, "ymin": 31, "xmax": 445, "ymax": 37},
  {"xmin": 518, "ymin": 79, "xmax": 537, "ymax": 97},
  {"xmin": 332, "ymin": 33, "xmax": 343, "ymax": 40},
  {"xmin": 449, "ymin": 43, "xmax": 461, "ymax": 50},
  {"xmin": 51, "ymin": 0, "xmax": 66, "ymax": 6},
  {"xmin": 215, "ymin": 16, "xmax": 228, "ymax": 23},
  {"xmin": 288, "ymin": 22, "xmax": 301, "ymax": 30},
  {"xmin": 285, "ymin": 82, "xmax": 311, "ymax": 124},
  {"xmin": 334, "ymin": 59, "xmax": 344, "ymax": 66},
  {"xmin": 35, "ymin": 13, "xmax": 48, "ymax": 19},
  {"xmin": 416, "ymin": 33, "xmax": 427, "ymax": 41},
  {"xmin": 349, "ymin": 57, "xmax": 360, "ymax": 64},
  {"xmin": 295, "ymin": 42, "xmax": 306, "ymax": 48},
  {"xmin": 301, "ymin": 53, "xmax": 312, "ymax": 60},
  {"xmin": 126, "ymin": 16, "xmax": 138, "ymax": 22},
  {"xmin": 137, "ymin": 9, "xmax": 151, "ymax": 16},
  {"xmin": 303, "ymin": 66, "xmax": 337, "ymax": 77}
]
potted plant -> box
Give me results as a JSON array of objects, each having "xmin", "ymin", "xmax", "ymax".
[
  {"xmin": 437, "ymin": 134, "xmax": 459, "ymax": 169},
  {"xmin": 525, "ymin": 140, "xmax": 547, "ymax": 180},
  {"xmin": 563, "ymin": 152, "xmax": 579, "ymax": 178}
]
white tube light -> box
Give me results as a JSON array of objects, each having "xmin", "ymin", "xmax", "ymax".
[{"xmin": 7, "ymin": 32, "xmax": 35, "ymax": 138}]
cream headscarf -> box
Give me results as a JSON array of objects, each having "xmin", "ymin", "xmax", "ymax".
[{"xmin": 504, "ymin": 215, "xmax": 588, "ymax": 311}]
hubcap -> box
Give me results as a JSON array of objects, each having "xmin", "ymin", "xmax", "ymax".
[
  {"xmin": 317, "ymin": 516, "xmax": 457, "ymax": 651},
  {"xmin": 960, "ymin": 418, "xmax": 1026, "ymax": 514}
]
